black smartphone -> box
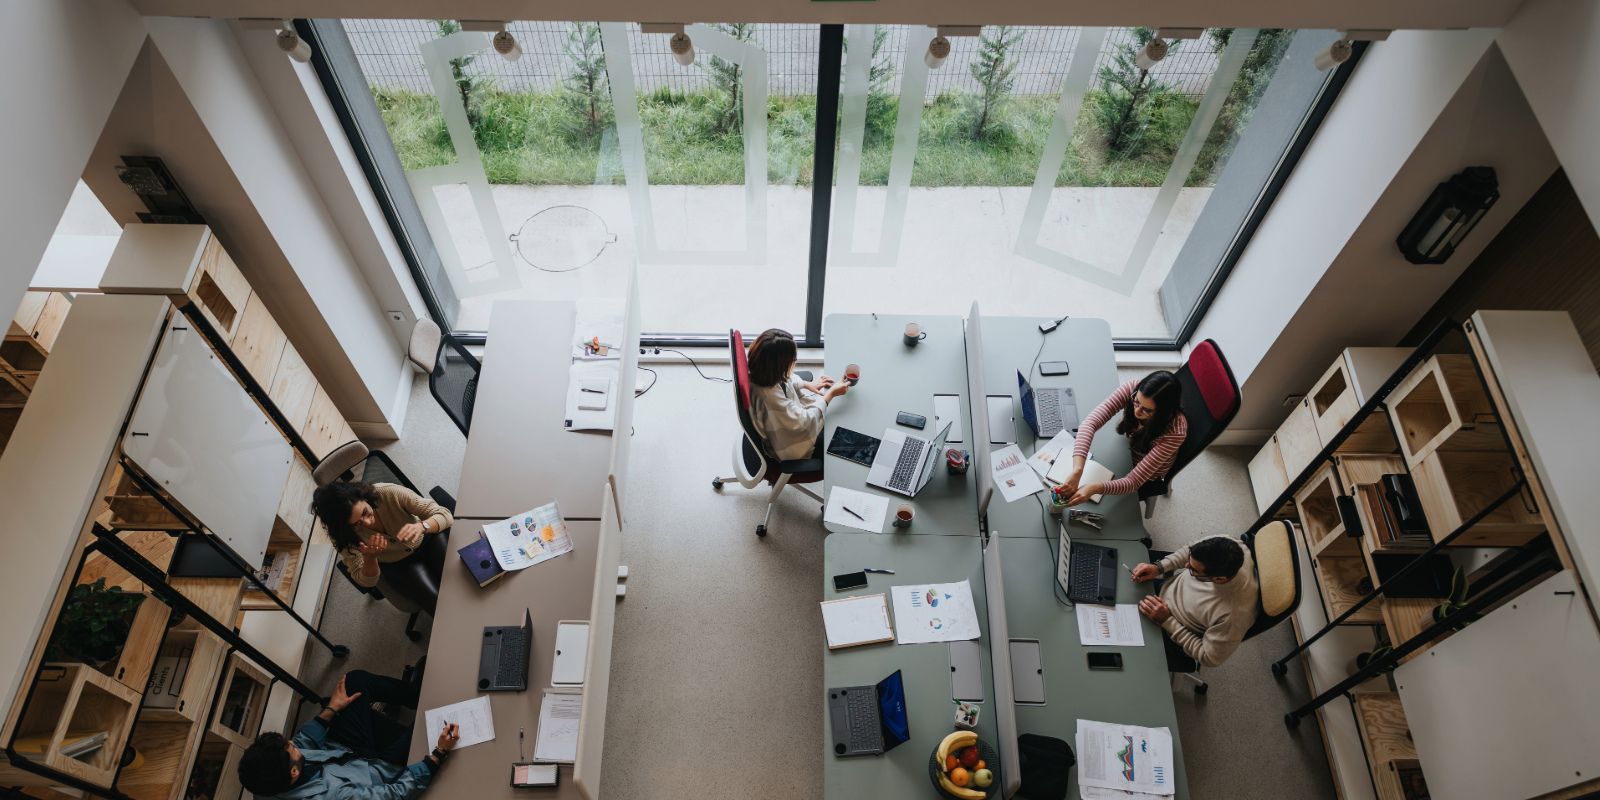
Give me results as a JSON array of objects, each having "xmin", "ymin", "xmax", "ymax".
[
  {"xmin": 1039, "ymin": 361, "xmax": 1071, "ymax": 376},
  {"xmin": 1087, "ymin": 652, "xmax": 1123, "ymax": 670},
  {"xmin": 833, "ymin": 571, "xmax": 869, "ymax": 592},
  {"xmin": 896, "ymin": 411, "xmax": 927, "ymax": 429}
]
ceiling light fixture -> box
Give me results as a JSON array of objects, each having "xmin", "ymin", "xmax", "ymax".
[
  {"xmin": 1316, "ymin": 29, "xmax": 1392, "ymax": 71},
  {"xmin": 670, "ymin": 32, "xmax": 695, "ymax": 66},
  {"xmin": 493, "ymin": 30, "xmax": 522, "ymax": 61},
  {"xmin": 926, "ymin": 36, "xmax": 951, "ymax": 69},
  {"xmin": 276, "ymin": 23, "xmax": 311, "ymax": 63}
]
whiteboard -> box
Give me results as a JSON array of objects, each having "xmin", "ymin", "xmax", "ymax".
[{"xmin": 123, "ymin": 320, "xmax": 291, "ymax": 567}]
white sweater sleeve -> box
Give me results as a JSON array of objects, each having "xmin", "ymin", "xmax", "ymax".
[{"xmin": 751, "ymin": 378, "xmax": 825, "ymax": 461}]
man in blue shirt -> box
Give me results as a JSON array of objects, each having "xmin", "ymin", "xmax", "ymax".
[{"xmin": 237, "ymin": 671, "xmax": 459, "ymax": 799}]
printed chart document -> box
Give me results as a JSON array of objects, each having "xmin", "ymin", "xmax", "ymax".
[
  {"xmin": 425, "ymin": 696, "xmax": 495, "ymax": 751},
  {"xmin": 480, "ymin": 502, "xmax": 575, "ymax": 571},
  {"xmin": 1028, "ymin": 430, "xmax": 1075, "ymax": 481},
  {"xmin": 534, "ymin": 690, "xmax": 584, "ymax": 763},
  {"xmin": 1076, "ymin": 720, "xmax": 1175, "ymax": 796},
  {"xmin": 1076, "ymin": 604, "xmax": 1146, "ymax": 647},
  {"xmin": 890, "ymin": 580, "xmax": 981, "ymax": 644},
  {"xmin": 820, "ymin": 593, "xmax": 895, "ymax": 649},
  {"xmin": 992, "ymin": 444, "xmax": 1046, "ymax": 503},
  {"xmin": 825, "ymin": 487, "xmax": 890, "ymax": 533}
]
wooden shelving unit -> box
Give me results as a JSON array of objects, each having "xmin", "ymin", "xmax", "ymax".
[
  {"xmin": 1354, "ymin": 693, "xmax": 1423, "ymax": 800},
  {"xmin": 0, "ymin": 664, "xmax": 142, "ymax": 789},
  {"xmin": 2, "ymin": 290, "xmax": 71, "ymax": 454},
  {"xmin": 1410, "ymin": 449, "xmax": 1543, "ymax": 547},
  {"xmin": 1389, "ymin": 355, "xmax": 1503, "ymax": 466}
]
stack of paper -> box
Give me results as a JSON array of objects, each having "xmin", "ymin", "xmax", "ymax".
[{"xmin": 1075, "ymin": 720, "xmax": 1175, "ymax": 798}]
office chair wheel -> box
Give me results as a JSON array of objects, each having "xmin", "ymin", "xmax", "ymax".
[
  {"xmin": 755, "ymin": 524, "xmax": 767, "ymax": 538},
  {"xmin": 712, "ymin": 478, "xmax": 724, "ymax": 491},
  {"xmin": 1271, "ymin": 661, "xmax": 1289, "ymax": 678},
  {"xmin": 1193, "ymin": 682, "xmax": 1208, "ymax": 696},
  {"xmin": 331, "ymin": 645, "xmax": 351, "ymax": 659},
  {"xmin": 1141, "ymin": 535, "xmax": 1153, "ymax": 549},
  {"xmin": 1284, "ymin": 712, "xmax": 1300, "ymax": 729}
]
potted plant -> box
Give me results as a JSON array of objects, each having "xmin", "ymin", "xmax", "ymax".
[{"xmin": 44, "ymin": 578, "xmax": 148, "ymax": 672}]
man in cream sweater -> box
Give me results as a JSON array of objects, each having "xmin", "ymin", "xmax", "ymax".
[{"xmin": 1130, "ymin": 537, "xmax": 1259, "ymax": 668}]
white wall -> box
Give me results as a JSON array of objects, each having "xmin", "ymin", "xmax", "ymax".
[
  {"xmin": 1191, "ymin": 31, "xmax": 1559, "ymax": 436},
  {"xmin": 0, "ymin": 1, "xmax": 144, "ymax": 332},
  {"xmin": 1497, "ymin": 0, "xmax": 1600, "ymax": 233}
]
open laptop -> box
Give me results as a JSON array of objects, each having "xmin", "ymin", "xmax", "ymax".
[
  {"xmin": 1018, "ymin": 371, "xmax": 1079, "ymax": 438},
  {"xmin": 827, "ymin": 670, "xmax": 910, "ymax": 757},
  {"xmin": 477, "ymin": 608, "xmax": 533, "ymax": 692},
  {"xmin": 1056, "ymin": 525, "xmax": 1118, "ymax": 605},
  {"xmin": 866, "ymin": 421, "xmax": 953, "ymax": 497}
]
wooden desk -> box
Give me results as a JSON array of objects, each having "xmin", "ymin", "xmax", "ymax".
[
  {"xmin": 456, "ymin": 301, "xmax": 616, "ymax": 521},
  {"xmin": 408, "ymin": 519, "xmax": 600, "ymax": 797}
]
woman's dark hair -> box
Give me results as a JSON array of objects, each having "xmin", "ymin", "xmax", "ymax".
[
  {"xmin": 313, "ymin": 481, "xmax": 380, "ymax": 553},
  {"xmin": 1117, "ymin": 370, "xmax": 1183, "ymax": 452},
  {"xmin": 1191, "ymin": 536, "xmax": 1246, "ymax": 580},
  {"xmin": 238, "ymin": 732, "xmax": 295, "ymax": 796},
  {"xmin": 746, "ymin": 328, "xmax": 798, "ymax": 388}
]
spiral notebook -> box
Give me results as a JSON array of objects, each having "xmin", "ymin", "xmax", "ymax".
[{"xmin": 820, "ymin": 593, "xmax": 895, "ymax": 649}]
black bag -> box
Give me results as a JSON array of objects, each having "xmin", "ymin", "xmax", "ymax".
[{"xmin": 1016, "ymin": 733, "xmax": 1076, "ymax": 800}]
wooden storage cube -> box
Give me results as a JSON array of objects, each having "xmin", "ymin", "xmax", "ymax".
[
  {"xmin": 44, "ymin": 577, "xmax": 170, "ymax": 693},
  {"xmin": 1312, "ymin": 555, "xmax": 1383, "ymax": 625},
  {"xmin": 2, "ymin": 338, "xmax": 48, "ymax": 371},
  {"xmin": 1412, "ymin": 449, "xmax": 1544, "ymax": 547},
  {"xmin": 1354, "ymin": 693, "xmax": 1424, "ymax": 800},
  {"xmin": 1296, "ymin": 464, "xmax": 1353, "ymax": 556},
  {"xmin": 242, "ymin": 519, "xmax": 306, "ymax": 611},
  {"xmin": 0, "ymin": 664, "xmax": 141, "ymax": 788},
  {"xmin": 1389, "ymin": 355, "xmax": 1503, "ymax": 466},
  {"xmin": 105, "ymin": 466, "xmax": 187, "ymax": 530},
  {"xmin": 210, "ymin": 656, "xmax": 269, "ymax": 746},
  {"xmin": 1310, "ymin": 357, "xmax": 1360, "ymax": 445},
  {"xmin": 0, "ymin": 373, "xmax": 27, "ymax": 407},
  {"xmin": 119, "ymin": 720, "xmax": 202, "ymax": 800},
  {"xmin": 268, "ymin": 343, "xmax": 317, "ymax": 432},
  {"xmin": 188, "ymin": 238, "xmax": 251, "ymax": 341},
  {"xmin": 28, "ymin": 293, "xmax": 71, "ymax": 353},
  {"xmin": 1380, "ymin": 597, "xmax": 1438, "ymax": 661},
  {"xmin": 10, "ymin": 290, "xmax": 48, "ymax": 337},
  {"xmin": 1276, "ymin": 400, "xmax": 1324, "ymax": 481},
  {"xmin": 185, "ymin": 735, "xmax": 244, "ymax": 800},
  {"xmin": 229, "ymin": 293, "xmax": 288, "ymax": 390},
  {"xmin": 141, "ymin": 626, "xmax": 228, "ymax": 724},
  {"xmin": 278, "ymin": 456, "xmax": 316, "ymax": 537},
  {"xmin": 1248, "ymin": 436, "xmax": 1290, "ymax": 515},
  {"xmin": 302, "ymin": 385, "xmax": 350, "ymax": 460}
]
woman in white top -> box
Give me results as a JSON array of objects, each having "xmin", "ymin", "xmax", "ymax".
[{"xmin": 746, "ymin": 328, "xmax": 850, "ymax": 460}]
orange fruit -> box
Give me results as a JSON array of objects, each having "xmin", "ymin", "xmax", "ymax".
[
  {"xmin": 951, "ymin": 767, "xmax": 971, "ymax": 787},
  {"xmin": 977, "ymin": 759, "xmax": 987, "ymax": 770},
  {"xmin": 945, "ymin": 754, "xmax": 959, "ymax": 772}
]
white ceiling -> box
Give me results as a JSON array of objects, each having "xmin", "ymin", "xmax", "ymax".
[{"xmin": 130, "ymin": 0, "xmax": 1527, "ymax": 31}]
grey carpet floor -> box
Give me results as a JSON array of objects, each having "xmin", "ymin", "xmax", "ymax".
[{"xmin": 298, "ymin": 366, "xmax": 1336, "ymax": 799}]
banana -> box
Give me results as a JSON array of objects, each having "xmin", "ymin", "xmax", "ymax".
[
  {"xmin": 938, "ymin": 771, "xmax": 987, "ymax": 800},
  {"xmin": 936, "ymin": 730, "xmax": 978, "ymax": 765}
]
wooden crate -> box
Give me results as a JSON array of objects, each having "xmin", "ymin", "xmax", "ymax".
[
  {"xmin": 1412, "ymin": 449, "xmax": 1545, "ymax": 547},
  {"xmin": 1296, "ymin": 463, "xmax": 1354, "ymax": 557},
  {"xmin": 1353, "ymin": 693, "xmax": 1424, "ymax": 800},
  {"xmin": 1309, "ymin": 356, "xmax": 1360, "ymax": 445},
  {"xmin": 1247, "ymin": 436, "xmax": 1290, "ymax": 515},
  {"xmin": 1389, "ymin": 355, "xmax": 1504, "ymax": 466},
  {"xmin": 188, "ymin": 238, "xmax": 251, "ymax": 341},
  {"xmin": 0, "ymin": 664, "xmax": 142, "ymax": 788},
  {"xmin": 209, "ymin": 655, "xmax": 270, "ymax": 747},
  {"xmin": 118, "ymin": 719, "xmax": 204, "ymax": 800},
  {"xmin": 140, "ymin": 626, "xmax": 228, "ymax": 724},
  {"xmin": 1312, "ymin": 554, "xmax": 1383, "ymax": 625},
  {"xmin": 27, "ymin": 293, "xmax": 71, "ymax": 354},
  {"xmin": 267, "ymin": 343, "xmax": 317, "ymax": 432},
  {"xmin": 241, "ymin": 519, "xmax": 307, "ymax": 611},
  {"xmin": 302, "ymin": 385, "xmax": 352, "ymax": 460},
  {"xmin": 227, "ymin": 293, "xmax": 287, "ymax": 390},
  {"xmin": 10, "ymin": 290, "xmax": 48, "ymax": 338},
  {"xmin": 1276, "ymin": 399, "xmax": 1325, "ymax": 482}
]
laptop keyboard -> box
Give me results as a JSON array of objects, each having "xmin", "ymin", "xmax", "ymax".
[
  {"xmin": 496, "ymin": 629, "xmax": 528, "ymax": 685},
  {"xmin": 1067, "ymin": 543, "xmax": 1115, "ymax": 604},
  {"xmin": 1037, "ymin": 390, "xmax": 1062, "ymax": 430},
  {"xmin": 887, "ymin": 438, "xmax": 926, "ymax": 491},
  {"xmin": 847, "ymin": 690, "xmax": 883, "ymax": 752}
]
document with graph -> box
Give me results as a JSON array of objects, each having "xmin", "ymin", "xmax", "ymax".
[
  {"xmin": 1075, "ymin": 720, "xmax": 1175, "ymax": 796},
  {"xmin": 991, "ymin": 443, "xmax": 1045, "ymax": 502},
  {"xmin": 1076, "ymin": 604, "xmax": 1145, "ymax": 647}
]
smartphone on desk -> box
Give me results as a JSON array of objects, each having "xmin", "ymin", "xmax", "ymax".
[
  {"xmin": 1087, "ymin": 652, "xmax": 1123, "ymax": 671},
  {"xmin": 833, "ymin": 571, "xmax": 869, "ymax": 592}
]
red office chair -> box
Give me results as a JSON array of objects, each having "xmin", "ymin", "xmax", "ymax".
[
  {"xmin": 711, "ymin": 329, "xmax": 825, "ymax": 537},
  {"xmin": 1139, "ymin": 339, "xmax": 1241, "ymax": 520}
]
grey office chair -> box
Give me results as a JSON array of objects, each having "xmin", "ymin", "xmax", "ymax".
[
  {"xmin": 410, "ymin": 318, "xmax": 481, "ymax": 436},
  {"xmin": 315, "ymin": 440, "xmax": 457, "ymax": 642},
  {"xmin": 1167, "ymin": 520, "xmax": 1302, "ymax": 695}
]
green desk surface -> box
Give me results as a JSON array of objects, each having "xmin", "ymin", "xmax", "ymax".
[
  {"xmin": 979, "ymin": 317, "xmax": 1148, "ymax": 542},
  {"xmin": 821, "ymin": 314, "xmax": 979, "ymax": 536},
  {"xmin": 822, "ymin": 534, "xmax": 1002, "ymax": 798},
  {"xmin": 998, "ymin": 536, "xmax": 1190, "ymax": 799}
]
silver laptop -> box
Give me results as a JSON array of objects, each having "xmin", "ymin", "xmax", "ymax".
[
  {"xmin": 866, "ymin": 422, "xmax": 953, "ymax": 497},
  {"xmin": 1018, "ymin": 371, "xmax": 1078, "ymax": 438}
]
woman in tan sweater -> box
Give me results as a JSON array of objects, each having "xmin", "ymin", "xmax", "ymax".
[{"xmin": 313, "ymin": 482, "xmax": 454, "ymax": 612}]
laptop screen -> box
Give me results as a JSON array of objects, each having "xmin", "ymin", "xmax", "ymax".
[
  {"xmin": 1055, "ymin": 524, "xmax": 1073, "ymax": 594},
  {"xmin": 914, "ymin": 422, "xmax": 955, "ymax": 494},
  {"xmin": 876, "ymin": 670, "xmax": 909, "ymax": 751}
]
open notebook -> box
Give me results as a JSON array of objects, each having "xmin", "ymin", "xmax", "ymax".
[{"xmin": 1048, "ymin": 457, "xmax": 1114, "ymax": 503}]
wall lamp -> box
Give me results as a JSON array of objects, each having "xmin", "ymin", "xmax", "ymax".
[
  {"xmin": 1396, "ymin": 167, "xmax": 1500, "ymax": 264},
  {"xmin": 927, "ymin": 26, "xmax": 982, "ymax": 70},
  {"xmin": 276, "ymin": 23, "xmax": 311, "ymax": 62},
  {"xmin": 643, "ymin": 23, "xmax": 695, "ymax": 66},
  {"xmin": 461, "ymin": 21, "xmax": 522, "ymax": 61},
  {"xmin": 1316, "ymin": 29, "xmax": 1391, "ymax": 70},
  {"xmin": 1135, "ymin": 28, "xmax": 1203, "ymax": 71}
]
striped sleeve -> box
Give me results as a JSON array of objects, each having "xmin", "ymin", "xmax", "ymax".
[
  {"xmin": 1100, "ymin": 413, "xmax": 1187, "ymax": 496},
  {"xmin": 1072, "ymin": 380, "xmax": 1137, "ymax": 461}
]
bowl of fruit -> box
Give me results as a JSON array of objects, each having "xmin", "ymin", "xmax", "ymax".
[{"xmin": 928, "ymin": 729, "xmax": 999, "ymax": 799}]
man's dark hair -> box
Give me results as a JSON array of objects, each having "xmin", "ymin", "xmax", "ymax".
[
  {"xmin": 1191, "ymin": 536, "xmax": 1246, "ymax": 580},
  {"xmin": 239, "ymin": 732, "xmax": 296, "ymax": 796}
]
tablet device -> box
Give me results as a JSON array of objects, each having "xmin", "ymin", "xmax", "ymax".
[{"xmin": 827, "ymin": 427, "xmax": 881, "ymax": 467}]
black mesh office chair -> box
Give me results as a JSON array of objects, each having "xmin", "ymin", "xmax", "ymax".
[
  {"xmin": 410, "ymin": 319, "xmax": 481, "ymax": 435},
  {"xmin": 314, "ymin": 440, "xmax": 457, "ymax": 642}
]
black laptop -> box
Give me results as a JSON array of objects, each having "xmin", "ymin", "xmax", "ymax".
[
  {"xmin": 827, "ymin": 670, "xmax": 910, "ymax": 757},
  {"xmin": 477, "ymin": 609, "xmax": 533, "ymax": 692}
]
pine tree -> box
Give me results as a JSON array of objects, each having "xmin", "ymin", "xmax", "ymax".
[
  {"xmin": 433, "ymin": 19, "xmax": 487, "ymax": 127},
  {"xmin": 968, "ymin": 26, "xmax": 1023, "ymax": 140},
  {"xmin": 704, "ymin": 23, "xmax": 757, "ymax": 135},
  {"xmin": 1092, "ymin": 27, "xmax": 1180, "ymax": 157},
  {"xmin": 562, "ymin": 22, "xmax": 609, "ymax": 138}
]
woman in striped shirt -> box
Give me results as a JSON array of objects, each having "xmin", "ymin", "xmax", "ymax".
[{"xmin": 1063, "ymin": 371, "xmax": 1187, "ymax": 505}]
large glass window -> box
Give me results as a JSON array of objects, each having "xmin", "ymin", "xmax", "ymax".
[{"xmin": 318, "ymin": 20, "xmax": 1352, "ymax": 345}]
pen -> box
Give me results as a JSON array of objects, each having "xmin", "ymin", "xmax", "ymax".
[
  {"xmin": 519, "ymin": 727, "xmax": 525, "ymax": 761},
  {"xmin": 1122, "ymin": 563, "xmax": 1135, "ymax": 575},
  {"xmin": 581, "ymin": 387, "xmax": 605, "ymax": 394},
  {"xmin": 842, "ymin": 505, "xmax": 865, "ymax": 521},
  {"xmin": 863, "ymin": 568, "xmax": 895, "ymax": 574}
]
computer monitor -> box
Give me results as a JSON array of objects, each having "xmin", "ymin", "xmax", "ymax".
[
  {"xmin": 981, "ymin": 533, "xmax": 1022, "ymax": 798},
  {"xmin": 966, "ymin": 301, "xmax": 994, "ymax": 529}
]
